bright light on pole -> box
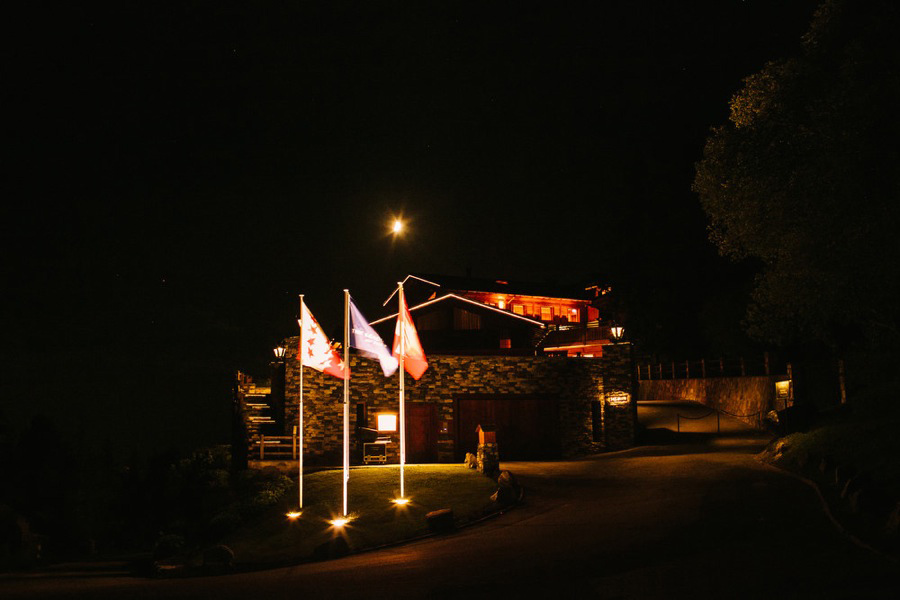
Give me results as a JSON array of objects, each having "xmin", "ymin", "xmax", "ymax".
[{"xmin": 391, "ymin": 218, "xmax": 404, "ymax": 235}]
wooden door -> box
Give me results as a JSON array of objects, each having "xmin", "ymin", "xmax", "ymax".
[{"xmin": 406, "ymin": 403, "xmax": 439, "ymax": 463}]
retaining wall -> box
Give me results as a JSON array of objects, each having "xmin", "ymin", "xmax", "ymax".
[{"xmin": 638, "ymin": 375, "xmax": 787, "ymax": 427}]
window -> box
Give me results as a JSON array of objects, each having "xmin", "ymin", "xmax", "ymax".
[
  {"xmin": 512, "ymin": 304, "xmax": 525, "ymax": 316},
  {"xmin": 568, "ymin": 308, "xmax": 579, "ymax": 322},
  {"xmin": 540, "ymin": 306, "xmax": 554, "ymax": 321},
  {"xmin": 356, "ymin": 402, "xmax": 367, "ymax": 427},
  {"xmin": 499, "ymin": 338, "xmax": 511, "ymax": 349},
  {"xmin": 376, "ymin": 413, "xmax": 398, "ymax": 432}
]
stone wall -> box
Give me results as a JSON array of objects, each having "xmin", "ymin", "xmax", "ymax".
[
  {"xmin": 638, "ymin": 374, "xmax": 788, "ymax": 427},
  {"xmin": 278, "ymin": 341, "xmax": 635, "ymax": 464}
]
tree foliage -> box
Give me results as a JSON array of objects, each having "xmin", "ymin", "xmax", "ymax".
[{"xmin": 694, "ymin": 0, "xmax": 900, "ymax": 348}]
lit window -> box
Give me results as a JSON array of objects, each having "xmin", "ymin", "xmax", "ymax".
[
  {"xmin": 498, "ymin": 299, "xmax": 506, "ymax": 310},
  {"xmin": 500, "ymin": 339, "xmax": 511, "ymax": 349},
  {"xmin": 512, "ymin": 304, "xmax": 524, "ymax": 316},
  {"xmin": 540, "ymin": 306, "xmax": 554, "ymax": 321},
  {"xmin": 569, "ymin": 308, "xmax": 579, "ymax": 322},
  {"xmin": 377, "ymin": 414, "xmax": 398, "ymax": 432}
]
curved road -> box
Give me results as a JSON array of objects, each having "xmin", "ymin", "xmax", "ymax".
[{"xmin": 4, "ymin": 402, "xmax": 898, "ymax": 598}]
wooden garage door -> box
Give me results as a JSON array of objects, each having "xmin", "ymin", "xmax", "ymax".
[{"xmin": 455, "ymin": 395, "xmax": 559, "ymax": 460}]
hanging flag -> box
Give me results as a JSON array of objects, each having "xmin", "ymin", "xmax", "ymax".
[
  {"xmin": 349, "ymin": 297, "xmax": 399, "ymax": 377},
  {"xmin": 298, "ymin": 303, "xmax": 349, "ymax": 379},
  {"xmin": 392, "ymin": 294, "xmax": 428, "ymax": 380}
]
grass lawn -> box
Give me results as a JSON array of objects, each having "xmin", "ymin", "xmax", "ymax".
[{"xmin": 225, "ymin": 464, "xmax": 499, "ymax": 565}]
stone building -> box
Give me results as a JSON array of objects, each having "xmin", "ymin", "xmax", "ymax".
[
  {"xmin": 236, "ymin": 342, "xmax": 635, "ymax": 466},
  {"xmin": 234, "ymin": 273, "xmax": 635, "ymax": 466}
]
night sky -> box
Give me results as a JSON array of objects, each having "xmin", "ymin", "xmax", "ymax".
[{"xmin": 3, "ymin": 1, "xmax": 820, "ymax": 454}]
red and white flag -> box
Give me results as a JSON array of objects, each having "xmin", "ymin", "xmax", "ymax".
[
  {"xmin": 298, "ymin": 303, "xmax": 348, "ymax": 379},
  {"xmin": 392, "ymin": 294, "xmax": 428, "ymax": 380}
]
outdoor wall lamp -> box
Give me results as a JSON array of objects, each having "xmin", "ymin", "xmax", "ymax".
[
  {"xmin": 610, "ymin": 325, "xmax": 625, "ymax": 341},
  {"xmin": 273, "ymin": 346, "xmax": 287, "ymax": 360},
  {"xmin": 376, "ymin": 413, "xmax": 398, "ymax": 432}
]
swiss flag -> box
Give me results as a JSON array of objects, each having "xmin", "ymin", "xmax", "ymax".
[
  {"xmin": 298, "ymin": 303, "xmax": 349, "ymax": 379},
  {"xmin": 392, "ymin": 294, "xmax": 428, "ymax": 380}
]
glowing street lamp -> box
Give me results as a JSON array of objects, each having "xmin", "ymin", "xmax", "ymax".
[
  {"xmin": 610, "ymin": 325, "xmax": 625, "ymax": 342},
  {"xmin": 273, "ymin": 346, "xmax": 286, "ymax": 360}
]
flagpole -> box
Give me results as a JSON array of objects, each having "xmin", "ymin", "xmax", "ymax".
[
  {"xmin": 298, "ymin": 294, "xmax": 305, "ymax": 510},
  {"xmin": 398, "ymin": 282, "xmax": 406, "ymax": 499},
  {"xmin": 343, "ymin": 289, "xmax": 350, "ymax": 517}
]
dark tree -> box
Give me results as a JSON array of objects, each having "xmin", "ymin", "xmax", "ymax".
[{"xmin": 694, "ymin": 0, "xmax": 900, "ymax": 350}]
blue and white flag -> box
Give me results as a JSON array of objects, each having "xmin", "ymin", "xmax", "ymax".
[{"xmin": 349, "ymin": 298, "xmax": 399, "ymax": 377}]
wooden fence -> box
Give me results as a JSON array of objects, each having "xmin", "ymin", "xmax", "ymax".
[
  {"xmin": 250, "ymin": 426, "xmax": 298, "ymax": 460},
  {"xmin": 636, "ymin": 353, "xmax": 790, "ymax": 381}
]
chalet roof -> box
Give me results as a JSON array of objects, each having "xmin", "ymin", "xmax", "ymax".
[
  {"xmin": 371, "ymin": 292, "xmax": 545, "ymax": 328},
  {"xmin": 403, "ymin": 272, "xmax": 593, "ymax": 301}
]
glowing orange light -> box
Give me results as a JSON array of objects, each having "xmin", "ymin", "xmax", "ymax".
[
  {"xmin": 286, "ymin": 510, "xmax": 302, "ymax": 520},
  {"xmin": 392, "ymin": 219, "xmax": 403, "ymax": 234},
  {"xmin": 330, "ymin": 517, "xmax": 351, "ymax": 527},
  {"xmin": 391, "ymin": 497, "xmax": 410, "ymax": 505}
]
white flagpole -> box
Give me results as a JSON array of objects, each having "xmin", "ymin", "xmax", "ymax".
[
  {"xmin": 398, "ymin": 282, "xmax": 406, "ymax": 499},
  {"xmin": 298, "ymin": 294, "xmax": 305, "ymax": 509},
  {"xmin": 343, "ymin": 289, "xmax": 350, "ymax": 517}
]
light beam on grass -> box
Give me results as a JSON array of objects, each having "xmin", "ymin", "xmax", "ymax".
[{"xmin": 329, "ymin": 516, "xmax": 352, "ymax": 528}]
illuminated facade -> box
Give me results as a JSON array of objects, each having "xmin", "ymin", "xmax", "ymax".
[
  {"xmin": 372, "ymin": 273, "xmax": 618, "ymax": 356},
  {"xmin": 235, "ymin": 344, "xmax": 636, "ymax": 466},
  {"xmin": 233, "ymin": 273, "xmax": 634, "ymax": 468}
]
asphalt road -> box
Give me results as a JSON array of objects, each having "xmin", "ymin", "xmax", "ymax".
[{"xmin": 4, "ymin": 402, "xmax": 898, "ymax": 599}]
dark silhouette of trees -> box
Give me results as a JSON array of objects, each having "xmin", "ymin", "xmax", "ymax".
[{"xmin": 694, "ymin": 0, "xmax": 900, "ymax": 351}]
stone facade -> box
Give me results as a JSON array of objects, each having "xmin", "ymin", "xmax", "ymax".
[
  {"xmin": 476, "ymin": 443, "xmax": 500, "ymax": 476},
  {"xmin": 268, "ymin": 341, "xmax": 635, "ymax": 464}
]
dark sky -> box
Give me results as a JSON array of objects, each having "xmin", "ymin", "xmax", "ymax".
[{"xmin": 3, "ymin": 1, "xmax": 820, "ymax": 454}]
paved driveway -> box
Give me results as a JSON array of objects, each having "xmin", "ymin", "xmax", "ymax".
[{"xmin": 4, "ymin": 402, "xmax": 898, "ymax": 598}]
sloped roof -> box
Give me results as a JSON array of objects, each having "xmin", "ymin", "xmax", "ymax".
[
  {"xmin": 404, "ymin": 272, "xmax": 593, "ymax": 301},
  {"xmin": 371, "ymin": 292, "xmax": 545, "ymax": 327}
]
